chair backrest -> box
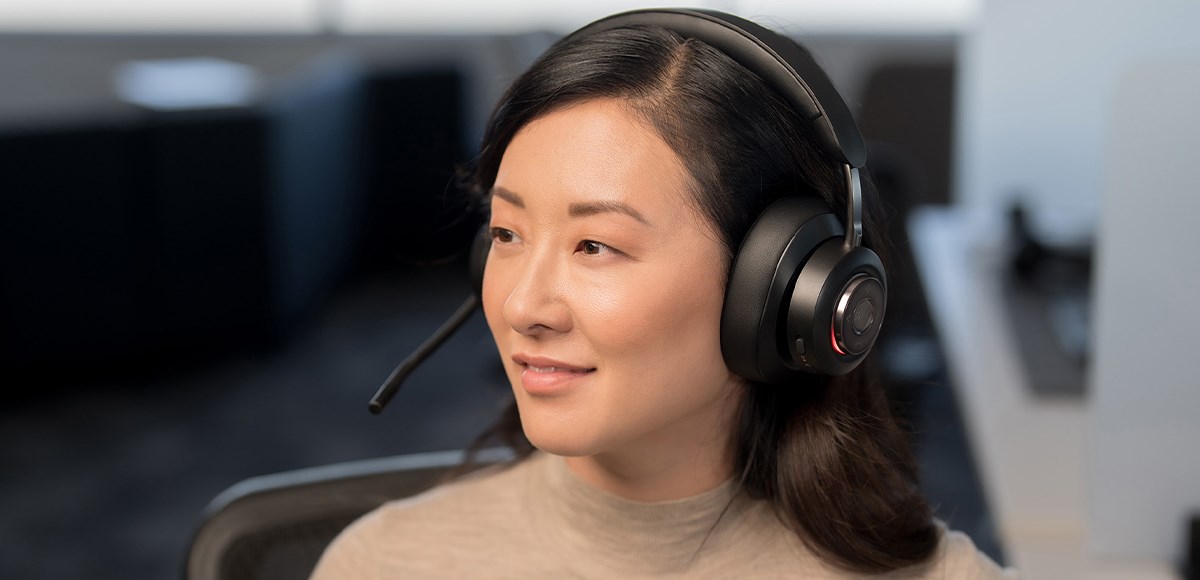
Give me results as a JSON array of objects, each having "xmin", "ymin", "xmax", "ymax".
[{"xmin": 185, "ymin": 448, "xmax": 511, "ymax": 580}]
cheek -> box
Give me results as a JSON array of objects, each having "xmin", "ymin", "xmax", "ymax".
[
  {"xmin": 581, "ymin": 263, "xmax": 728, "ymax": 376},
  {"xmin": 481, "ymin": 261, "xmax": 513, "ymax": 352}
]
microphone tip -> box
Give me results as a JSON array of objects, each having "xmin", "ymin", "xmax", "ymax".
[{"xmin": 368, "ymin": 401, "xmax": 384, "ymax": 415}]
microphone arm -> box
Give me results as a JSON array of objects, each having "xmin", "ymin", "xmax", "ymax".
[{"xmin": 368, "ymin": 294, "xmax": 480, "ymax": 415}]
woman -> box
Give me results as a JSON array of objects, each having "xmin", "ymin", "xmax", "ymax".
[{"xmin": 314, "ymin": 9, "xmax": 1018, "ymax": 579}]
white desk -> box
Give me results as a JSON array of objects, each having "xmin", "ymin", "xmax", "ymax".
[{"xmin": 908, "ymin": 206, "xmax": 1179, "ymax": 580}]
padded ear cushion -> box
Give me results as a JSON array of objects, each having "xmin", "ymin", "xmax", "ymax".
[
  {"xmin": 469, "ymin": 226, "xmax": 490, "ymax": 298},
  {"xmin": 721, "ymin": 197, "xmax": 843, "ymax": 383}
]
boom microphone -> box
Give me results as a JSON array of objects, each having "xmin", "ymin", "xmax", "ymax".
[{"xmin": 367, "ymin": 295, "xmax": 480, "ymax": 414}]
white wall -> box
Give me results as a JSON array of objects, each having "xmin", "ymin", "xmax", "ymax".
[
  {"xmin": 956, "ymin": 0, "xmax": 1200, "ymax": 246},
  {"xmin": 959, "ymin": 0, "xmax": 1200, "ymax": 562},
  {"xmin": 0, "ymin": 0, "xmax": 977, "ymax": 34},
  {"xmin": 1089, "ymin": 59, "xmax": 1200, "ymax": 561},
  {"xmin": 0, "ymin": 0, "xmax": 319, "ymax": 32}
]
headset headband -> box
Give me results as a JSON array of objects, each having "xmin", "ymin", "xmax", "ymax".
[
  {"xmin": 565, "ymin": 8, "xmax": 866, "ymax": 249},
  {"xmin": 566, "ymin": 8, "xmax": 866, "ymax": 168}
]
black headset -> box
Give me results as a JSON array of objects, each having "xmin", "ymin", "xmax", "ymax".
[{"xmin": 370, "ymin": 8, "xmax": 886, "ymax": 413}]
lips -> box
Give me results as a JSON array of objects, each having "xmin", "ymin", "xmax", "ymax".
[
  {"xmin": 512, "ymin": 354, "xmax": 596, "ymax": 373},
  {"xmin": 526, "ymin": 365, "xmax": 588, "ymax": 373},
  {"xmin": 512, "ymin": 354, "xmax": 595, "ymax": 396}
]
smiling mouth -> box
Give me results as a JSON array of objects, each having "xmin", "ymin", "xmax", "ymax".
[
  {"xmin": 517, "ymin": 362, "xmax": 596, "ymax": 396},
  {"xmin": 523, "ymin": 364, "xmax": 596, "ymax": 374}
]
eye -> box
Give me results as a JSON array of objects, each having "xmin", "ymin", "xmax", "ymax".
[
  {"xmin": 576, "ymin": 240, "xmax": 612, "ymax": 256},
  {"xmin": 490, "ymin": 227, "xmax": 517, "ymax": 244}
]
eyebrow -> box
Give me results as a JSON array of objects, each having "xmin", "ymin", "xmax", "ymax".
[
  {"xmin": 490, "ymin": 186, "xmax": 525, "ymax": 209},
  {"xmin": 490, "ymin": 186, "xmax": 651, "ymax": 226}
]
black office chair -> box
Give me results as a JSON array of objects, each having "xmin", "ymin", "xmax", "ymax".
[{"xmin": 185, "ymin": 448, "xmax": 511, "ymax": 580}]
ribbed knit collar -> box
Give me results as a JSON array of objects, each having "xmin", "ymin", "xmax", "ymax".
[{"xmin": 522, "ymin": 451, "xmax": 756, "ymax": 576}]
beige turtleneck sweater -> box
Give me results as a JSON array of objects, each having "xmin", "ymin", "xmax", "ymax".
[{"xmin": 310, "ymin": 452, "xmax": 1019, "ymax": 579}]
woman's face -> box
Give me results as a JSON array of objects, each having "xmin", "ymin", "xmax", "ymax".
[{"xmin": 482, "ymin": 99, "xmax": 743, "ymax": 459}]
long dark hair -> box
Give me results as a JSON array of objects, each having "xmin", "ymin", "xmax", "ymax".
[{"xmin": 460, "ymin": 24, "xmax": 940, "ymax": 575}]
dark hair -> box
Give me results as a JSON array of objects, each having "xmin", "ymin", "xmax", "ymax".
[{"xmin": 461, "ymin": 24, "xmax": 939, "ymax": 575}]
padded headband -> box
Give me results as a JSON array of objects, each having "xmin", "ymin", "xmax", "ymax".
[{"xmin": 566, "ymin": 8, "xmax": 867, "ymax": 168}]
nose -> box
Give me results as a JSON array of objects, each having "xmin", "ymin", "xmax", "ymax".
[{"xmin": 499, "ymin": 247, "xmax": 573, "ymax": 337}]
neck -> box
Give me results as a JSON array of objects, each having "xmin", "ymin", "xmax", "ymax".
[{"xmin": 563, "ymin": 390, "xmax": 739, "ymax": 502}]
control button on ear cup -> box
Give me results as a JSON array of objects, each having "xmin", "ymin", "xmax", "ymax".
[{"xmin": 832, "ymin": 274, "xmax": 885, "ymax": 356}]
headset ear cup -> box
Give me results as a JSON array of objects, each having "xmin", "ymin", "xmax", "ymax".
[
  {"xmin": 721, "ymin": 197, "xmax": 842, "ymax": 383},
  {"xmin": 786, "ymin": 242, "xmax": 886, "ymax": 375},
  {"xmin": 469, "ymin": 226, "xmax": 491, "ymax": 298}
]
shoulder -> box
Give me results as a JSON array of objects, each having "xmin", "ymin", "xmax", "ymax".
[
  {"xmin": 722, "ymin": 509, "xmax": 1020, "ymax": 579},
  {"xmin": 900, "ymin": 522, "xmax": 1021, "ymax": 580},
  {"xmin": 355, "ymin": 456, "xmax": 531, "ymax": 531},
  {"xmin": 309, "ymin": 455, "xmax": 539, "ymax": 580}
]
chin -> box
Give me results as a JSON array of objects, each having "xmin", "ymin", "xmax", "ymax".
[
  {"xmin": 516, "ymin": 403, "xmax": 605, "ymax": 458},
  {"xmin": 521, "ymin": 422, "xmax": 596, "ymax": 458},
  {"xmin": 527, "ymin": 439, "xmax": 593, "ymax": 458}
]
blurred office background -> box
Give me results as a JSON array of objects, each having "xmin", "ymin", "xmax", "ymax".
[{"xmin": 1, "ymin": 1, "xmax": 1197, "ymax": 579}]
